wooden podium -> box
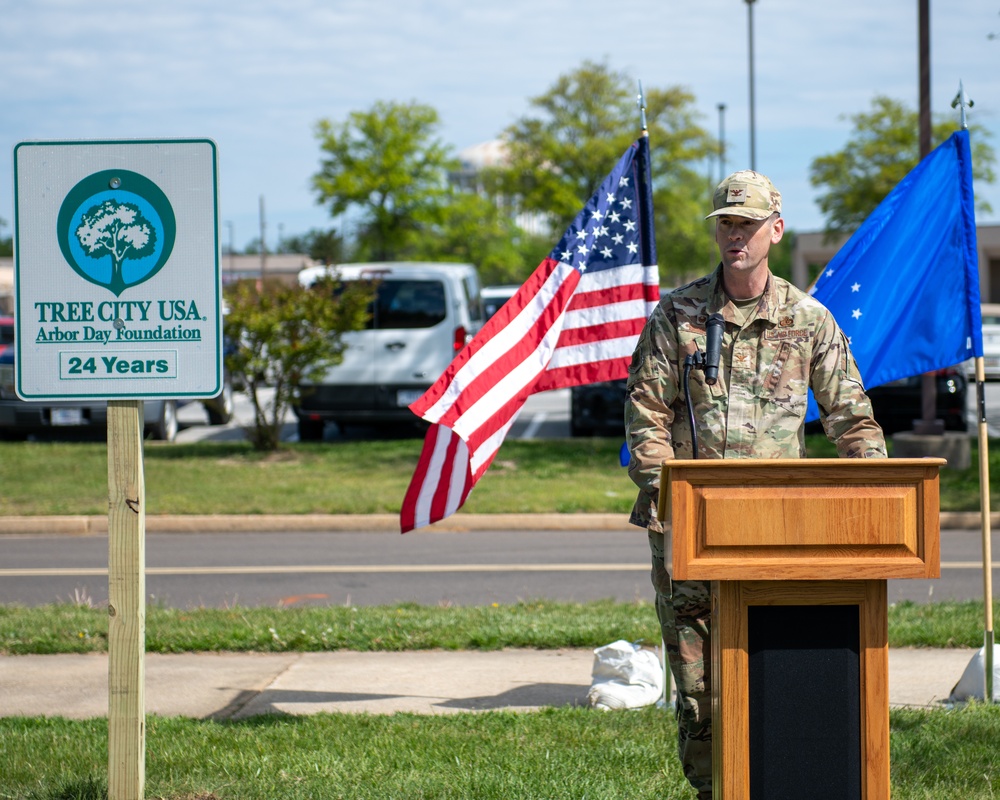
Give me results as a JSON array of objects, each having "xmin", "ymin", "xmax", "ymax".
[{"xmin": 657, "ymin": 458, "xmax": 945, "ymax": 800}]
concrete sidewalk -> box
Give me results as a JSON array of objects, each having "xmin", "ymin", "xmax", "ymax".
[{"xmin": 0, "ymin": 647, "xmax": 975, "ymax": 720}]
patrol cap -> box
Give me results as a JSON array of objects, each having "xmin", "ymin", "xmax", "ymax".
[{"xmin": 706, "ymin": 170, "xmax": 781, "ymax": 220}]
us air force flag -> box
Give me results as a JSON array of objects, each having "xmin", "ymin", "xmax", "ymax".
[{"xmin": 806, "ymin": 130, "xmax": 982, "ymax": 422}]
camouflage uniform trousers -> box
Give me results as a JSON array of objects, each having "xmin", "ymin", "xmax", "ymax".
[{"xmin": 649, "ymin": 528, "xmax": 713, "ymax": 798}]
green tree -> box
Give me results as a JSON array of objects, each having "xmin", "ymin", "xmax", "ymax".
[
  {"xmin": 810, "ymin": 95, "xmax": 996, "ymax": 238},
  {"xmin": 408, "ymin": 190, "xmax": 547, "ymax": 285},
  {"xmin": 767, "ymin": 228, "xmax": 796, "ymax": 284},
  {"xmin": 0, "ymin": 216, "xmax": 11, "ymax": 257},
  {"xmin": 223, "ymin": 276, "xmax": 372, "ymax": 451},
  {"xmin": 312, "ymin": 100, "xmax": 457, "ymax": 261},
  {"xmin": 495, "ymin": 60, "xmax": 719, "ymax": 284}
]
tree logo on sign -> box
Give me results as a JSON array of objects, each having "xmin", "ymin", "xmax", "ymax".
[{"xmin": 57, "ymin": 170, "xmax": 176, "ymax": 296}]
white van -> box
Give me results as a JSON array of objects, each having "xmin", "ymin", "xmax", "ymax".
[{"xmin": 296, "ymin": 262, "xmax": 484, "ymax": 440}]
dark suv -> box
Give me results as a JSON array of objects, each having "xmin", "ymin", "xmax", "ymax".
[{"xmin": 570, "ymin": 379, "xmax": 628, "ymax": 437}]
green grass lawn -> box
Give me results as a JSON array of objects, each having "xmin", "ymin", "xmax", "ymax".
[
  {"xmin": 1, "ymin": 599, "xmax": 997, "ymax": 655},
  {"xmin": 1, "ymin": 705, "xmax": 998, "ymax": 799},
  {"xmin": 0, "ymin": 435, "xmax": 996, "ymax": 516},
  {"xmin": 1, "ymin": 437, "xmax": 997, "ymax": 799}
]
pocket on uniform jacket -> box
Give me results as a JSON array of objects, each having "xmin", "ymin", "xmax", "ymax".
[
  {"xmin": 677, "ymin": 327, "xmax": 726, "ymax": 400},
  {"xmin": 755, "ymin": 340, "xmax": 809, "ymax": 418}
]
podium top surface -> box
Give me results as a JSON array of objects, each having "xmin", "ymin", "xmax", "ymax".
[
  {"xmin": 663, "ymin": 457, "xmax": 947, "ymax": 471},
  {"xmin": 661, "ymin": 457, "xmax": 944, "ymax": 581}
]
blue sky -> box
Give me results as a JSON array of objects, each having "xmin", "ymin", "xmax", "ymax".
[{"xmin": 2, "ymin": 0, "xmax": 998, "ymax": 252}]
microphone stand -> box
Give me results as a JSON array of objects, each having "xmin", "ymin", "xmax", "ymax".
[{"xmin": 683, "ymin": 351, "xmax": 707, "ymax": 459}]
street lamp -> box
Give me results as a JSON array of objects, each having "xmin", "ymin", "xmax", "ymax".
[
  {"xmin": 717, "ymin": 103, "xmax": 727, "ymax": 182},
  {"xmin": 745, "ymin": 0, "xmax": 757, "ymax": 171}
]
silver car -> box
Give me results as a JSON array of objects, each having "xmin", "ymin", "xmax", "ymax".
[{"xmin": 966, "ymin": 304, "xmax": 1000, "ymax": 381}]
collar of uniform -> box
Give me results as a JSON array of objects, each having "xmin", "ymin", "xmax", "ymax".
[{"xmin": 707, "ymin": 265, "xmax": 784, "ymax": 326}]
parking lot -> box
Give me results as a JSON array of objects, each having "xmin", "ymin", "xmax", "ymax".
[
  {"xmin": 175, "ymin": 380, "xmax": 1000, "ymax": 445},
  {"xmin": 174, "ymin": 386, "xmax": 576, "ymax": 444}
]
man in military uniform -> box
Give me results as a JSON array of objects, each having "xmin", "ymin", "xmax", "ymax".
[{"xmin": 625, "ymin": 170, "xmax": 886, "ymax": 799}]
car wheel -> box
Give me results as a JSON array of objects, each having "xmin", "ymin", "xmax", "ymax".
[
  {"xmin": 205, "ymin": 376, "xmax": 234, "ymax": 425},
  {"xmin": 298, "ymin": 417, "xmax": 325, "ymax": 442},
  {"xmin": 148, "ymin": 400, "xmax": 178, "ymax": 442}
]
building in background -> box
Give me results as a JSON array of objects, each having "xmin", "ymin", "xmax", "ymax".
[
  {"xmin": 221, "ymin": 253, "xmax": 319, "ymax": 286},
  {"xmin": 453, "ymin": 140, "xmax": 551, "ymax": 238}
]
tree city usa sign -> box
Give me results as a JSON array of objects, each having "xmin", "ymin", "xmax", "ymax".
[{"xmin": 13, "ymin": 140, "xmax": 221, "ymax": 400}]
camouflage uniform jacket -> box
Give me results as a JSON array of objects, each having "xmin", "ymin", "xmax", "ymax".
[{"xmin": 626, "ymin": 266, "xmax": 887, "ymax": 532}]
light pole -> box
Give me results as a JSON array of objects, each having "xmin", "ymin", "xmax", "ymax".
[
  {"xmin": 717, "ymin": 103, "xmax": 727, "ymax": 182},
  {"xmin": 745, "ymin": 0, "xmax": 757, "ymax": 171},
  {"xmin": 225, "ymin": 221, "xmax": 234, "ymax": 280}
]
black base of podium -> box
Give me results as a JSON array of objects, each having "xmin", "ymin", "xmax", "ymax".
[{"xmin": 748, "ymin": 604, "xmax": 862, "ymax": 800}]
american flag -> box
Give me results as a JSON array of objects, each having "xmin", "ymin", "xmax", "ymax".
[{"xmin": 400, "ymin": 137, "xmax": 659, "ymax": 532}]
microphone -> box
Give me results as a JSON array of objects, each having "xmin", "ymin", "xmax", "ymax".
[{"xmin": 704, "ymin": 313, "xmax": 725, "ymax": 386}]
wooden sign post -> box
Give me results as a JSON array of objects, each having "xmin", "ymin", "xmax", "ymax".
[{"xmin": 107, "ymin": 400, "xmax": 146, "ymax": 799}]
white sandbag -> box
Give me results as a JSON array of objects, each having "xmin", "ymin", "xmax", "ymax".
[
  {"xmin": 948, "ymin": 644, "xmax": 1000, "ymax": 703},
  {"xmin": 587, "ymin": 639, "xmax": 664, "ymax": 711}
]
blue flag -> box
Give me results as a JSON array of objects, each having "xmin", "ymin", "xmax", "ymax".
[{"xmin": 806, "ymin": 129, "xmax": 982, "ymax": 422}]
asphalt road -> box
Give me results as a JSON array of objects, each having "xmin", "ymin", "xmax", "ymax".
[{"xmin": 0, "ymin": 527, "xmax": 995, "ymax": 609}]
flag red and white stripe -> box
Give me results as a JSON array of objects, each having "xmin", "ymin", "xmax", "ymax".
[{"xmin": 400, "ymin": 138, "xmax": 659, "ymax": 532}]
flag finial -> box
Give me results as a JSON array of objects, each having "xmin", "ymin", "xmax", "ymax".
[
  {"xmin": 637, "ymin": 81, "xmax": 648, "ymax": 135},
  {"xmin": 951, "ymin": 81, "xmax": 974, "ymax": 130}
]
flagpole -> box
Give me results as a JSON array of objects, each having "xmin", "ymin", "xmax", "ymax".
[
  {"xmin": 636, "ymin": 80, "xmax": 648, "ymax": 136},
  {"xmin": 637, "ymin": 79, "xmax": 670, "ymax": 708},
  {"xmin": 954, "ymin": 81, "xmax": 993, "ymax": 702},
  {"xmin": 975, "ymin": 355, "xmax": 994, "ymax": 702},
  {"xmin": 635, "ymin": 82, "xmax": 655, "ymax": 268}
]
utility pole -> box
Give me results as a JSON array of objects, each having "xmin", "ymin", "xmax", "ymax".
[
  {"xmin": 225, "ymin": 221, "xmax": 234, "ymax": 282},
  {"xmin": 914, "ymin": 0, "xmax": 942, "ymax": 436},
  {"xmin": 258, "ymin": 195, "xmax": 267, "ymax": 286}
]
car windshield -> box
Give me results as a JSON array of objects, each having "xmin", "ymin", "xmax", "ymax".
[
  {"xmin": 0, "ymin": 324, "xmax": 12, "ymax": 347},
  {"xmin": 330, "ymin": 277, "xmax": 448, "ymax": 329},
  {"xmin": 370, "ymin": 280, "xmax": 446, "ymax": 329}
]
